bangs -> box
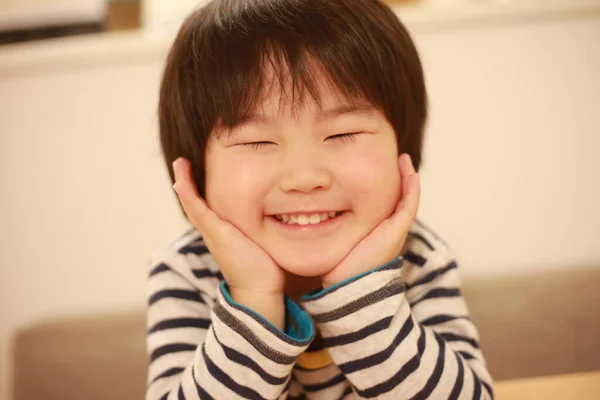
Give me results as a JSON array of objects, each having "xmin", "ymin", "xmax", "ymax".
[
  {"xmin": 213, "ymin": 45, "xmax": 371, "ymax": 133},
  {"xmin": 185, "ymin": 0, "xmax": 401, "ymax": 134}
]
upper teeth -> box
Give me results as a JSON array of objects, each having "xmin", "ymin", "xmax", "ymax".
[{"xmin": 276, "ymin": 212, "xmax": 338, "ymax": 225}]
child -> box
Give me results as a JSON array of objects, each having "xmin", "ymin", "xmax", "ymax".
[{"xmin": 147, "ymin": 0, "xmax": 494, "ymax": 398}]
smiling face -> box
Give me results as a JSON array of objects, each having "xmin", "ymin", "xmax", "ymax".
[{"xmin": 204, "ymin": 73, "xmax": 401, "ymax": 277}]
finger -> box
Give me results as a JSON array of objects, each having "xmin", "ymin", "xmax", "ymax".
[
  {"xmin": 390, "ymin": 176, "xmax": 420, "ymax": 234},
  {"xmin": 395, "ymin": 153, "xmax": 415, "ymax": 213},
  {"xmin": 172, "ymin": 158, "xmax": 218, "ymax": 233},
  {"xmin": 401, "ymin": 173, "xmax": 420, "ymax": 219},
  {"xmin": 392, "ymin": 168, "xmax": 420, "ymax": 228},
  {"xmin": 173, "ymin": 157, "xmax": 200, "ymax": 197},
  {"xmin": 399, "ymin": 153, "xmax": 416, "ymax": 178}
]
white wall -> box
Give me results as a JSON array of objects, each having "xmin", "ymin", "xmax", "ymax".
[
  {"xmin": 142, "ymin": 0, "xmax": 209, "ymax": 32},
  {"xmin": 1, "ymin": 9, "xmax": 599, "ymax": 400},
  {"xmin": 417, "ymin": 17, "xmax": 600, "ymax": 275},
  {"xmin": 0, "ymin": 35, "xmax": 185, "ymax": 399},
  {"xmin": 0, "ymin": 0, "xmax": 105, "ymax": 31}
]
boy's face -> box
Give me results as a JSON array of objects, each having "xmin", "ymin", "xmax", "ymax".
[{"xmin": 205, "ymin": 75, "xmax": 401, "ymax": 277}]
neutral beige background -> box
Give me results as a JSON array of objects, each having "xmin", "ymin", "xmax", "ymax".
[
  {"xmin": 0, "ymin": 0, "xmax": 105, "ymax": 31},
  {"xmin": 1, "ymin": 7, "xmax": 600, "ymax": 400}
]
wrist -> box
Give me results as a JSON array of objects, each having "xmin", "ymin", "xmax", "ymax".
[{"xmin": 229, "ymin": 287, "xmax": 285, "ymax": 331}]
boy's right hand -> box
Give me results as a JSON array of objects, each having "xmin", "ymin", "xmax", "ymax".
[{"xmin": 172, "ymin": 157, "xmax": 286, "ymax": 330}]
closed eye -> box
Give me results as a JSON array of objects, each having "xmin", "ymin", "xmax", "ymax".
[
  {"xmin": 326, "ymin": 133, "xmax": 361, "ymax": 143},
  {"xmin": 239, "ymin": 141, "xmax": 276, "ymax": 149}
]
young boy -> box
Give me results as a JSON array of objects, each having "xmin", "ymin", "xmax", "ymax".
[{"xmin": 147, "ymin": 0, "xmax": 494, "ymax": 399}]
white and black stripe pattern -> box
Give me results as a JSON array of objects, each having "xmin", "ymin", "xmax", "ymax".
[
  {"xmin": 147, "ymin": 265, "xmax": 313, "ymax": 399},
  {"xmin": 146, "ymin": 222, "xmax": 494, "ymax": 399},
  {"xmin": 292, "ymin": 363, "xmax": 354, "ymax": 398},
  {"xmin": 298, "ymin": 222, "xmax": 494, "ymax": 399}
]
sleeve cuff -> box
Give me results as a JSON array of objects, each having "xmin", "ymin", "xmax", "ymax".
[
  {"xmin": 220, "ymin": 281, "xmax": 314, "ymax": 344},
  {"xmin": 300, "ymin": 257, "xmax": 403, "ymax": 302}
]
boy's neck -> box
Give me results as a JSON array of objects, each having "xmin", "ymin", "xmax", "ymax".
[{"xmin": 284, "ymin": 272, "xmax": 322, "ymax": 302}]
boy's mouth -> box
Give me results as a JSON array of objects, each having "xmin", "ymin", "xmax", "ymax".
[{"xmin": 271, "ymin": 211, "xmax": 345, "ymax": 226}]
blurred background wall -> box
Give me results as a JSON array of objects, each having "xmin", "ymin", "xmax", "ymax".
[{"xmin": 1, "ymin": 0, "xmax": 599, "ymax": 398}]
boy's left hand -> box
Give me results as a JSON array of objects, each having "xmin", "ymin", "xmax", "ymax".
[{"xmin": 321, "ymin": 153, "xmax": 420, "ymax": 289}]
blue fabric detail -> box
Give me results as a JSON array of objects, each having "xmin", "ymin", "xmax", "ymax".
[
  {"xmin": 284, "ymin": 296, "xmax": 314, "ymax": 342},
  {"xmin": 220, "ymin": 281, "xmax": 313, "ymax": 342},
  {"xmin": 300, "ymin": 257, "xmax": 403, "ymax": 302}
]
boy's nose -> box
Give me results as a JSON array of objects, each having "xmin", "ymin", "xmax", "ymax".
[{"xmin": 278, "ymin": 159, "xmax": 333, "ymax": 194}]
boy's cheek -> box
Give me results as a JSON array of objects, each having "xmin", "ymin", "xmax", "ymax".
[
  {"xmin": 347, "ymin": 152, "xmax": 400, "ymax": 191},
  {"xmin": 352, "ymin": 156, "xmax": 401, "ymax": 219},
  {"xmin": 206, "ymin": 157, "xmax": 254, "ymax": 213},
  {"xmin": 207, "ymin": 185, "xmax": 243, "ymax": 217},
  {"xmin": 205, "ymin": 176, "xmax": 263, "ymax": 231}
]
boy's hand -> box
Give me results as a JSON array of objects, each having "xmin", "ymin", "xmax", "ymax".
[
  {"xmin": 172, "ymin": 158, "xmax": 286, "ymax": 329},
  {"xmin": 321, "ymin": 154, "xmax": 420, "ymax": 288}
]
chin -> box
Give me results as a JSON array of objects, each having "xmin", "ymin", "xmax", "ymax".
[{"xmin": 272, "ymin": 251, "xmax": 343, "ymax": 277}]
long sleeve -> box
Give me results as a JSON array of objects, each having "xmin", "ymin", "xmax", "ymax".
[
  {"xmin": 299, "ymin": 223, "xmax": 494, "ymax": 399},
  {"xmin": 146, "ymin": 235, "xmax": 314, "ymax": 400}
]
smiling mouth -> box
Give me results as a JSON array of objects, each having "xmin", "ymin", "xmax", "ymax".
[{"xmin": 272, "ymin": 211, "xmax": 345, "ymax": 226}]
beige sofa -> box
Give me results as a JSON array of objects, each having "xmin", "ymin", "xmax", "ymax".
[{"xmin": 12, "ymin": 267, "xmax": 600, "ymax": 399}]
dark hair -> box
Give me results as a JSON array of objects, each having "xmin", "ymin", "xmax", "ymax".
[{"xmin": 159, "ymin": 0, "xmax": 427, "ymax": 197}]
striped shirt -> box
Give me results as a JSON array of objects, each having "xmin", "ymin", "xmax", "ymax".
[{"xmin": 146, "ymin": 220, "xmax": 494, "ymax": 399}]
